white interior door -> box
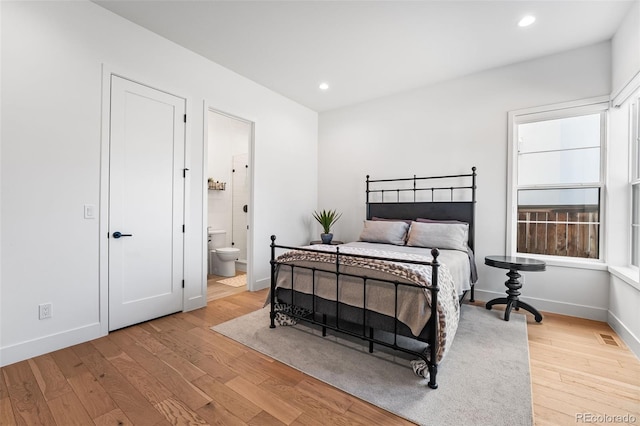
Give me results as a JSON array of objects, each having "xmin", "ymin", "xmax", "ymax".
[{"xmin": 108, "ymin": 75, "xmax": 185, "ymax": 331}]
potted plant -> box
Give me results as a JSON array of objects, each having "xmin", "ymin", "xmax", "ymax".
[{"xmin": 313, "ymin": 209, "xmax": 342, "ymax": 244}]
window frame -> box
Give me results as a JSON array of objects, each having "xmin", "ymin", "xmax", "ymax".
[
  {"xmin": 507, "ymin": 96, "xmax": 609, "ymax": 269},
  {"xmin": 630, "ymin": 95, "xmax": 640, "ymax": 268}
]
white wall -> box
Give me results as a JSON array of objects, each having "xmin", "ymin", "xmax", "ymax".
[
  {"xmin": 612, "ymin": 1, "xmax": 640, "ymax": 96},
  {"xmin": 0, "ymin": 1, "xmax": 317, "ymax": 366},
  {"xmin": 608, "ymin": 0, "xmax": 640, "ymax": 357},
  {"xmin": 319, "ymin": 42, "xmax": 612, "ymax": 320}
]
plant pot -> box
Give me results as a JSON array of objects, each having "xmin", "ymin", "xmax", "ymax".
[{"xmin": 320, "ymin": 233, "xmax": 333, "ymax": 244}]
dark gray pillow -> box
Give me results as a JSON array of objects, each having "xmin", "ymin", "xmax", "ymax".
[
  {"xmin": 372, "ymin": 216, "xmax": 413, "ymax": 226},
  {"xmin": 416, "ymin": 217, "xmax": 468, "ymax": 225}
]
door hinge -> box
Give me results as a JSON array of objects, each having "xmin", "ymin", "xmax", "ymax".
[
  {"xmin": 183, "ymin": 114, "xmax": 187, "ymax": 123},
  {"xmin": 182, "ymin": 224, "xmax": 185, "ymax": 233},
  {"xmin": 183, "ymin": 168, "xmax": 189, "ymax": 178},
  {"xmin": 182, "ymin": 279, "xmax": 185, "ymax": 288}
]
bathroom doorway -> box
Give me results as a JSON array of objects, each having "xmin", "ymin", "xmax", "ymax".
[{"xmin": 206, "ymin": 109, "xmax": 253, "ymax": 301}]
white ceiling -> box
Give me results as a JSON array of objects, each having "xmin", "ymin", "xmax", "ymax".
[{"xmin": 94, "ymin": 0, "xmax": 635, "ymax": 112}]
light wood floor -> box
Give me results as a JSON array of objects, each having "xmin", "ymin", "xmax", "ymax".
[
  {"xmin": 2, "ymin": 290, "xmax": 639, "ymax": 425},
  {"xmin": 207, "ymin": 273, "xmax": 247, "ymax": 302}
]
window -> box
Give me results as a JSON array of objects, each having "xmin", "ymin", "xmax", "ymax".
[
  {"xmin": 508, "ymin": 99, "xmax": 607, "ymax": 261},
  {"xmin": 631, "ymin": 98, "xmax": 640, "ymax": 267}
]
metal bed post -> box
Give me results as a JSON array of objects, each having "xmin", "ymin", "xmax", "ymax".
[
  {"xmin": 365, "ymin": 175, "xmax": 370, "ymax": 218},
  {"xmin": 413, "ymin": 174, "xmax": 416, "ymax": 202},
  {"xmin": 470, "ymin": 166, "xmax": 477, "ymax": 302},
  {"xmin": 362, "ymin": 276, "xmax": 368, "ymax": 349},
  {"xmin": 335, "ymin": 246, "xmax": 341, "ymax": 332},
  {"xmin": 269, "ymin": 235, "xmax": 277, "ymax": 328},
  {"xmin": 428, "ymin": 248, "xmax": 440, "ymax": 389}
]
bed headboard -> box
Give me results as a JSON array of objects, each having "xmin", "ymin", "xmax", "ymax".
[{"xmin": 366, "ymin": 167, "xmax": 477, "ymax": 251}]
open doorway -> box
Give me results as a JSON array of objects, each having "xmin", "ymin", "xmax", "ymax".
[{"xmin": 206, "ymin": 109, "xmax": 253, "ymax": 301}]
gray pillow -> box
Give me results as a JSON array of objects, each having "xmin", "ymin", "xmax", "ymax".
[
  {"xmin": 406, "ymin": 221, "xmax": 469, "ymax": 251},
  {"xmin": 359, "ymin": 220, "xmax": 409, "ymax": 246}
]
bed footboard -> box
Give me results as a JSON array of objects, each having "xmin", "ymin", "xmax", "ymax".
[{"xmin": 269, "ymin": 235, "xmax": 441, "ymax": 390}]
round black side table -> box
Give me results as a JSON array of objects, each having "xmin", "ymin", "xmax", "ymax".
[
  {"xmin": 309, "ymin": 240, "xmax": 344, "ymax": 245},
  {"xmin": 484, "ymin": 255, "xmax": 546, "ymax": 322}
]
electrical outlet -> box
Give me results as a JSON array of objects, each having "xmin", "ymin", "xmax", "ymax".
[{"xmin": 39, "ymin": 303, "xmax": 52, "ymax": 320}]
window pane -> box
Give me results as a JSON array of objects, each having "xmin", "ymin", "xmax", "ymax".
[
  {"xmin": 517, "ymin": 188, "xmax": 599, "ymax": 259},
  {"xmin": 518, "ymin": 147, "xmax": 600, "ymax": 185},
  {"xmin": 518, "ymin": 114, "xmax": 601, "ymax": 154},
  {"xmin": 633, "ymin": 101, "xmax": 639, "ymax": 181},
  {"xmin": 519, "ymin": 188, "xmax": 600, "ymax": 207},
  {"xmin": 634, "ymin": 184, "xmax": 640, "ymax": 225},
  {"xmin": 633, "ymin": 226, "xmax": 640, "ymax": 267},
  {"xmin": 633, "ymin": 184, "xmax": 640, "ymax": 267}
]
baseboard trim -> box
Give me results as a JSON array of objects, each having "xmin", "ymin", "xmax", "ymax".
[
  {"xmin": 235, "ymin": 261, "xmax": 247, "ymax": 273},
  {"xmin": 607, "ymin": 311, "xmax": 640, "ymax": 358},
  {"xmin": 185, "ymin": 294, "xmax": 207, "ymax": 311},
  {"xmin": 0, "ymin": 322, "xmax": 104, "ymax": 367},
  {"xmin": 253, "ymin": 277, "xmax": 270, "ymax": 291},
  {"xmin": 472, "ymin": 289, "xmax": 608, "ymax": 321}
]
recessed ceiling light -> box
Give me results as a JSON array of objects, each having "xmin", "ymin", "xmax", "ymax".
[
  {"xmin": 518, "ymin": 15, "xmax": 536, "ymax": 27},
  {"xmin": 319, "ymin": 82, "xmax": 329, "ymax": 91}
]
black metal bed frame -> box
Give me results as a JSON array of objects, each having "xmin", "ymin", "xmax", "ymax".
[
  {"xmin": 366, "ymin": 167, "xmax": 477, "ymax": 302},
  {"xmin": 269, "ymin": 167, "xmax": 477, "ymax": 390}
]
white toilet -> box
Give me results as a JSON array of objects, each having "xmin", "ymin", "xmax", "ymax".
[{"xmin": 208, "ymin": 229, "xmax": 240, "ymax": 277}]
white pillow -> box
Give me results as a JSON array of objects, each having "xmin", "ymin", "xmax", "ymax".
[
  {"xmin": 358, "ymin": 220, "xmax": 409, "ymax": 246},
  {"xmin": 406, "ymin": 221, "xmax": 469, "ymax": 251}
]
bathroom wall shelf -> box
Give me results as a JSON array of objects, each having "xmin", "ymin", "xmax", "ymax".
[{"xmin": 208, "ymin": 179, "xmax": 226, "ymax": 190}]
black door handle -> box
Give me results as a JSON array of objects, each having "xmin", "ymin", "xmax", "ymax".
[{"xmin": 112, "ymin": 231, "xmax": 133, "ymax": 239}]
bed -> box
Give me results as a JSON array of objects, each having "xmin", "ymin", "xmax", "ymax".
[{"xmin": 269, "ymin": 167, "xmax": 477, "ymax": 390}]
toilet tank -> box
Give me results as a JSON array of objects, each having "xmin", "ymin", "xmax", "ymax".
[{"xmin": 208, "ymin": 229, "xmax": 226, "ymax": 249}]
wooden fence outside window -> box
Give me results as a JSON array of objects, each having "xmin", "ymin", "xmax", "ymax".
[{"xmin": 517, "ymin": 206, "xmax": 599, "ymax": 259}]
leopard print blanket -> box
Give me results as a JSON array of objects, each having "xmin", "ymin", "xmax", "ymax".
[{"xmin": 274, "ymin": 245, "xmax": 460, "ymax": 371}]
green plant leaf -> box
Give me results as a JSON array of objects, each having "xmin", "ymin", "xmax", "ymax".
[{"xmin": 313, "ymin": 209, "xmax": 342, "ymax": 234}]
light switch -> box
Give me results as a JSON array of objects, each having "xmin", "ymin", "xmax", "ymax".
[{"xmin": 84, "ymin": 204, "xmax": 96, "ymax": 219}]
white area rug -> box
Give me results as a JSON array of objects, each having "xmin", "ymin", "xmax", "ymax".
[
  {"xmin": 212, "ymin": 305, "xmax": 533, "ymax": 426},
  {"xmin": 217, "ymin": 275, "xmax": 246, "ymax": 287}
]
